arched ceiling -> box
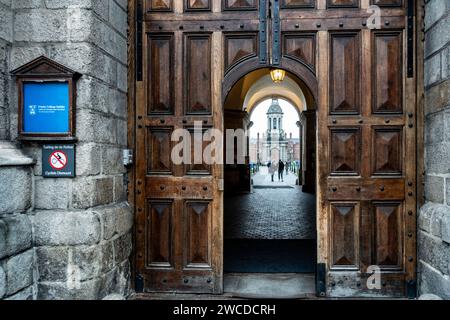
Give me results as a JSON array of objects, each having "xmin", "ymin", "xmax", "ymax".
[
  {"xmin": 223, "ymin": 68, "xmax": 310, "ymax": 114},
  {"xmin": 243, "ymin": 75, "xmax": 307, "ymax": 115}
]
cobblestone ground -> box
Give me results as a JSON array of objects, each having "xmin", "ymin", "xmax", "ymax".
[{"xmin": 225, "ymin": 167, "xmax": 316, "ymax": 240}]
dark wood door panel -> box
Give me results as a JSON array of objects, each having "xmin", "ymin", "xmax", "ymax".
[
  {"xmin": 328, "ymin": 272, "xmax": 407, "ymax": 297},
  {"xmin": 330, "ymin": 202, "xmax": 360, "ymax": 270},
  {"xmin": 372, "ymin": 201, "xmax": 403, "ymax": 270},
  {"xmin": 370, "ymin": 0, "xmax": 403, "ymax": 7},
  {"xmin": 372, "ymin": 126, "xmax": 403, "ymax": 176},
  {"xmin": 184, "ymin": 201, "xmax": 213, "ymax": 269},
  {"xmin": 327, "ymin": 0, "xmax": 359, "ymax": 8},
  {"xmin": 147, "ymin": 34, "xmax": 175, "ymax": 115},
  {"xmin": 372, "ymin": 31, "xmax": 404, "ymax": 114},
  {"xmin": 223, "ymin": 0, "xmax": 258, "ymax": 11},
  {"xmin": 146, "ymin": 127, "xmax": 174, "ymax": 175},
  {"xmin": 143, "ymin": 269, "xmax": 216, "ymax": 293},
  {"xmin": 145, "ymin": 177, "xmax": 215, "ymax": 199},
  {"xmin": 329, "ymin": 32, "xmax": 361, "ymax": 115},
  {"xmin": 282, "ymin": 32, "xmax": 316, "ymax": 71},
  {"xmin": 224, "ymin": 32, "xmax": 258, "ymax": 73},
  {"xmin": 326, "ymin": 178, "xmax": 406, "ymax": 201},
  {"xmin": 185, "ymin": 34, "xmax": 212, "ymax": 115},
  {"xmin": 281, "ymin": 0, "xmax": 315, "ymax": 8},
  {"xmin": 148, "ymin": 0, "xmax": 173, "ymax": 12},
  {"xmin": 329, "ymin": 127, "xmax": 361, "ymax": 176},
  {"xmin": 147, "ymin": 200, "xmax": 174, "ymax": 269},
  {"xmin": 186, "ymin": 0, "xmax": 211, "ymax": 11}
]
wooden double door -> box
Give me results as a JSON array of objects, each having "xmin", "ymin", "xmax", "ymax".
[{"xmin": 131, "ymin": 0, "xmax": 421, "ymax": 297}]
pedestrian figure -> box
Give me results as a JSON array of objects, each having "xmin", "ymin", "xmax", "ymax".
[
  {"xmin": 278, "ymin": 160, "xmax": 285, "ymax": 182},
  {"xmin": 269, "ymin": 162, "xmax": 277, "ymax": 182}
]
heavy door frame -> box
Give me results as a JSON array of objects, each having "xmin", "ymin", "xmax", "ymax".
[{"xmin": 127, "ymin": 0, "xmax": 425, "ymax": 298}]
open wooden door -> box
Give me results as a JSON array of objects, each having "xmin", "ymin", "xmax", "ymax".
[
  {"xmin": 306, "ymin": 1, "xmax": 418, "ymax": 297},
  {"xmin": 132, "ymin": 0, "xmax": 419, "ymax": 297},
  {"xmin": 133, "ymin": 0, "xmax": 262, "ymax": 294},
  {"xmin": 274, "ymin": 0, "xmax": 418, "ymax": 298}
]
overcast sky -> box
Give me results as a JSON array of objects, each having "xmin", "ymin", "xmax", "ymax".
[{"xmin": 249, "ymin": 98, "xmax": 300, "ymax": 139}]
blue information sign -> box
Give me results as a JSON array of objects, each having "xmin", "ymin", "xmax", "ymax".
[{"xmin": 23, "ymin": 82, "xmax": 70, "ymax": 134}]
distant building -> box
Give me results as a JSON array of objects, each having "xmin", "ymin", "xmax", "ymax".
[{"xmin": 249, "ymin": 98, "xmax": 300, "ymax": 164}]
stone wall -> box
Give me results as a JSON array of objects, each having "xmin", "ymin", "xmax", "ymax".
[
  {"xmin": 0, "ymin": 1, "xmax": 132, "ymax": 300},
  {"xmin": 0, "ymin": 142, "xmax": 35, "ymax": 300},
  {"xmin": 0, "ymin": 0, "xmax": 35, "ymax": 301},
  {"xmin": 0, "ymin": 0, "xmax": 12, "ymax": 139},
  {"xmin": 419, "ymin": 0, "xmax": 450, "ymax": 299}
]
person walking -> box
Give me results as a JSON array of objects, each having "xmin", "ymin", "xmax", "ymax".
[
  {"xmin": 270, "ymin": 162, "xmax": 277, "ymax": 182},
  {"xmin": 278, "ymin": 160, "xmax": 285, "ymax": 182}
]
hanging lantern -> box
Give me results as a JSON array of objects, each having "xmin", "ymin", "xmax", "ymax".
[{"xmin": 270, "ymin": 69, "xmax": 286, "ymax": 83}]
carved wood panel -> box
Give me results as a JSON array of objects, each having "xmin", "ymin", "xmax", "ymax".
[
  {"xmin": 224, "ymin": 33, "xmax": 258, "ymax": 73},
  {"xmin": 373, "ymin": 202, "xmax": 403, "ymax": 269},
  {"xmin": 148, "ymin": 34, "xmax": 174, "ymax": 115},
  {"xmin": 372, "ymin": 127, "xmax": 403, "ymax": 176},
  {"xmin": 148, "ymin": 0, "xmax": 172, "ymax": 11},
  {"xmin": 186, "ymin": 127, "xmax": 212, "ymax": 175},
  {"xmin": 282, "ymin": 33, "xmax": 316, "ymax": 70},
  {"xmin": 147, "ymin": 200, "xmax": 174, "ymax": 268},
  {"xmin": 223, "ymin": 0, "xmax": 258, "ymax": 10},
  {"xmin": 327, "ymin": 0, "xmax": 359, "ymax": 8},
  {"xmin": 186, "ymin": 0, "xmax": 210, "ymax": 11},
  {"xmin": 330, "ymin": 32, "xmax": 361, "ymax": 114},
  {"xmin": 185, "ymin": 201, "xmax": 212, "ymax": 268},
  {"xmin": 185, "ymin": 34, "xmax": 212, "ymax": 115},
  {"xmin": 372, "ymin": 31, "xmax": 403, "ymax": 114},
  {"xmin": 370, "ymin": 0, "xmax": 403, "ymax": 7},
  {"xmin": 281, "ymin": 0, "xmax": 315, "ymax": 8},
  {"xmin": 330, "ymin": 128, "xmax": 361, "ymax": 176},
  {"xmin": 331, "ymin": 202, "xmax": 359, "ymax": 269},
  {"xmin": 147, "ymin": 127, "xmax": 173, "ymax": 175}
]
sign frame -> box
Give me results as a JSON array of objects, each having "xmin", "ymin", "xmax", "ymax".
[
  {"xmin": 42, "ymin": 144, "xmax": 76, "ymax": 178},
  {"xmin": 11, "ymin": 56, "xmax": 81, "ymax": 141}
]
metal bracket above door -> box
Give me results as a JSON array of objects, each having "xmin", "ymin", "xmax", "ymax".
[
  {"xmin": 136, "ymin": 0, "xmax": 143, "ymax": 81},
  {"xmin": 407, "ymin": 0, "xmax": 415, "ymax": 78},
  {"xmin": 272, "ymin": 0, "xmax": 281, "ymax": 66},
  {"xmin": 259, "ymin": 0, "xmax": 268, "ymax": 64}
]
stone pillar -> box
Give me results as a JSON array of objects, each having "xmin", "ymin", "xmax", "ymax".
[
  {"xmin": 0, "ymin": 1, "xmax": 132, "ymax": 300},
  {"xmin": 0, "ymin": 142, "xmax": 35, "ymax": 300},
  {"xmin": 0, "ymin": 0, "xmax": 12, "ymax": 140},
  {"xmin": 419, "ymin": 0, "xmax": 450, "ymax": 299}
]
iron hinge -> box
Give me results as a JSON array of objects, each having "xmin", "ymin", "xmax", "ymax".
[
  {"xmin": 407, "ymin": 279, "xmax": 417, "ymax": 299},
  {"xmin": 316, "ymin": 263, "xmax": 327, "ymax": 297},
  {"xmin": 135, "ymin": 274, "xmax": 144, "ymax": 293},
  {"xmin": 259, "ymin": 0, "xmax": 268, "ymax": 64},
  {"xmin": 272, "ymin": 0, "xmax": 281, "ymax": 66},
  {"xmin": 407, "ymin": 0, "xmax": 415, "ymax": 78},
  {"xmin": 136, "ymin": 0, "xmax": 143, "ymax": 81}
]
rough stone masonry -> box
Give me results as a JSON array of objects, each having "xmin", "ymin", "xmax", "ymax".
[
  {"xmin": 418, "ymin": 0, "xmax": 450, "ymax": 299},
  {"xmin": 0, "ymin": 0, "xmax": 132, "ymax": 300}
]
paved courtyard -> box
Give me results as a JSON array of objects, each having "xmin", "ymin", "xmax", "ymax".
[
  {"xmin": 225, "ymin": 167, "xmax": 316, "ymax": 240},
  {"xmin": 252, "ymin": 165, "xmax": 299, "ymax": 187}
]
